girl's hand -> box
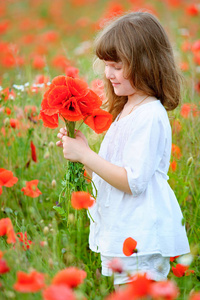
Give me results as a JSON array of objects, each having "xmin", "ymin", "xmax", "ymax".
[{"xmin": 56, "ymin": 128, "xmax": 90, "ymax": 163}]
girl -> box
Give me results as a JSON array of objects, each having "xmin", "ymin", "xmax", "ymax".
[{"xmin": 56, "ymin": 11, "xmax": 190, "ymax": 285}]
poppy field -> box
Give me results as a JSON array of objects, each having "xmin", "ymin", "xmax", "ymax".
[{"xmin": 0, "ymin": 0, "xmax": 200, "ymax": 299}]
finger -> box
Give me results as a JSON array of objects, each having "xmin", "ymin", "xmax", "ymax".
[
  {"xmin": 57, "ymin": 133, "xmax": 63, "ymax": 139},
  {"xmin": 62, "ymin": 135, "xmax": 68, "ymax": 142},
  {"xmin": 56, "ymin": 141, "xmax": 63, "ymax": 147},
  {"xmin": 60, "ymin": 128, "xmax": 67, "ymax": 134}
]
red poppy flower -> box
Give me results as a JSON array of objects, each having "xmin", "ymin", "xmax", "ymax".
[
  {"xmin": 0, "ymin": 259, "xmax": 10, "ymax": 274},
  {"xmin": 30, "ymin": 141, "xmax": 37, "ymax": 162},
  {"xmin": 186, "ymin": 4, "xmax": 199, "ymax": 16},
  {"xmin": 129, "ymin": 273, "xmax": 152, "ymax": 298},
  {"xmin": 189, "ymin": 292, "xmax": 200, "ymax": 300},
  {"xmin": 122, "ymin": 237, "xmax": 137, "ymax": 256},
  {"xmin": 21, "ymin": 180, "xmax": 42, "ymax": 198},
  {"xmin": 171, "ymin": 144, "xmax": 182, "ymax": 159},
  {"xmin": 65, "ymin": 66, "xmax": 79, "ymax": 78},
  {"xmin": 107, "ymin": 258, "xmax": 123, "ymax": 274},
  {"xmin": 52, "ymin": 55, "xmax": 69, "ymax": 70},
  {"xmin": 0, "ymin": 87, "xmax": 15, "ymax": 101},
  {"xmin": 43, "ymin": 284, "xmax": 76, "ymax": 300},
  {"xmin": 17, "ymin": 232, "xmax": 32, "ymax": 250},
  {"xmin": 170, "ymin": 160, "xmax": 177, "ymax": 172},
  {"xmin": 91, "ymin": 79, "xmax": 105, "ymax": 102},
  {"xmin": 65, "ymin": 76, "xmax": 89, "ymax": 98},
  {"xmin": 32, "ymin": 55, "xmax": 46, "ymax": 69},
  {"xmin": 170, "ymin": 256, "xmax": 180, "ymax": 262},
  {"xmin": 0, "ymin": 168, "xmax": 18, "ymax": 188},
  {"xmin": 172, "ymin": 263, "xmax": 189, "ymax": 277},
  {"xmin": 0, "ymin": 218, "xmax": 16, "ymax": 244},
  {"xmin": 60, "ymin": 97, "xmax": 83, "ymax": 121},
  {"xmin": 71, "ymin": 191, "xmax": 95, "ymax": 210},
  {"xmin": 180, "ymin": 103, "xmax": 198, "ymax": 118},
  {"xmin": 39, "ymin": 110, "xmax": 59, "ymax": 128},
  {"xmin": 77, "ymin": 89, "xmax": 102, "ymax": 115},
  {"xmin": 48, "ymin": 86, "xmax": 71, "ymax": 109},
  {"xmin": 149, "ymin": 280, "xmax": 179, "ymax": 300},
  {"xmin": 13, "ymin": 270, "xmax": 46, "ymax": 293},
  {"xmin": 52, "ymin": 267, "xmax": 87, "ymax": 288},
  {"xmin": 84, "ymin": 108, "xmax": 112, "ymax": 134}
]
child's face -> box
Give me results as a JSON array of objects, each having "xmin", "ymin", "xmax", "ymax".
[{"xmin": 104, "ymin": 60, "xmax": 135, "ymax": 97}]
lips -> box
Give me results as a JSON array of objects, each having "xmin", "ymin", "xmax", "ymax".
[{"xmin": 111, "ymin": 82, "xmax": 120, "ymax": 86}]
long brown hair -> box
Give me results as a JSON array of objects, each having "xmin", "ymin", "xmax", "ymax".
[{"xmin": 94, "ymin": 11, "xmax": 182, "ymax": 120}]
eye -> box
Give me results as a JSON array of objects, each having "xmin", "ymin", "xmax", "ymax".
[{"xmin": 114, "ymin": 66, "xmax": 122, "ymax": 70}]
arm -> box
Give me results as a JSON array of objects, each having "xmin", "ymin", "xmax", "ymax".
[
  {"xmin": 82, "ymin": 148, "xmax": 132, "ymax": 194},
  {"xmin": 56, "ymin": 129, "xmax": 132, "ymax": 194}
]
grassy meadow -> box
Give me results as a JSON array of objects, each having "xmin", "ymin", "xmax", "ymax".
[{"xmin": 0, "ymin": 0, "xmax": 200, "ymax": 299}]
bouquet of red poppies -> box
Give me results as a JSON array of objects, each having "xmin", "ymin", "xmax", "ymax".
[
  {"xmin": 39, "ymin": 75, "xmax": 112, "ymax": 221},
  {"xmin": 39, "ymin": 75, "xmax": 112, "ymax": 136}
]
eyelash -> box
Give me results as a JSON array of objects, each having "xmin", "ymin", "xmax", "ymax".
[{"xmin": 105, "ymin": 65, "xmax": 122, "ymax": 70}]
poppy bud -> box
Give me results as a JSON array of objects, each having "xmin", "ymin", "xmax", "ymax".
[
  {"xmin": 48, "ymin": 141, "xmax": 54, "ymax": 148},
  {"xmin": 4, "ymin": 118, "xmax": 10, "ymax": 127},
  {"xmin": 68, "ymin": 213, "xmax": 75, "ymax": 223},
  {"xmin": 48, "ymin": 258, "xmax": 54, "ymax": 269},
  {"xmin": 187, "ymin": 156, "xmax": 194, "ymax": 166},
  {"xmin": 51, "ymin": 179, "xmax": 56, "ymax": 188},
  {"xmin": 44, "ymin": 151, "xmax": 50, "ymax": 159},
  {"xmin": 43, "ymin": 226, "xmax": 49, "ymax": 235}
]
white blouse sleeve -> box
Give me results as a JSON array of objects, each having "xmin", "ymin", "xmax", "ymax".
[{"xmin": 123, "ymin": 110, "xmax": 167, "ymax": 196}]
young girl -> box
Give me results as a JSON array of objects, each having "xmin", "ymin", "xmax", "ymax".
[{"xmin": 56, "ymin": 11, "xmax": 190, "ymax": 285}]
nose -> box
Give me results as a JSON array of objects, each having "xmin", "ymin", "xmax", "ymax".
[{"xmin": 105, "ymin": 66, "xmax": 115, "ymax": 80}]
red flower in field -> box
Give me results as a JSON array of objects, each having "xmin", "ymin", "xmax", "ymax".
[
  {"xmin": 5, "ymin": 107, "xmax": 11, "ymax": 115},
  {"xmin": 10, "ymin": 118, "xmax": 20, "ymax": 129},
  {"xmin": 180, "ymin": 103, "xmax": 198, "ymax": 118},
  {"xmin": 0, "ymin": 87, "xmax": 15, "ymax": 101},
  {"xmin": 34, "ymin": 74, "xmax": 50, "ymax": 85},
  {"xmin": 123, "ymin": 237, "xmax": 137, "ymax": 256},
  {"xmin": 0, "ymin": 259, "xmax": 10, "ymax": 274},
  {"xmin": 13, "ymin": 270, "xmax": 46, "ymax": 293},
  {"xmin": 21, "ymin": 180, "xmax": 42, "ymax": 198},
  {"xmin": 0, "ymin": 168, "xmax": 18, "ymax": 189},
  {"xmin": 52, "ymin": 55, "xmax": 69, "ymax": 70},
  {"xmin": 91, "ymin": 79, "xmax": 105, "ymax": 102},
  {"xmin": 84, "ymin": 108, "xmax": 112, "ymax": 134},
  {"xmin": 0, "ymin": 218, "xmax": 16, "ymax": 244},
  {"xmin": 106, "ymin": 284, "xmax": 136, "ymax": 300},
  {"xmin": 186, "ymin": 4, "xmax": 199, "ymax": 16},
  {"xmin": 170, "ymin": 160, "xmax": 177, "ymax": 172},
  {"xmin": 32, "ymin": 55, "xmax": 46, "ymax": 69},
  {"xmin": 107, "ymin": 258, "xmax": 123, "ymax": 274},
  {"xmin": 189, "ymin": 292, "xmax": 200, "ymax": 300},
  {"xmin": 170, "ymin": 256, "xmax": 180, "ymax": 262},
  {"xmin": 52, "ymin": 267, "xmax": 87, "ymax": 288},
  {"xmin": 172, "ymin": 263, "xmax": 189, "ymax": 277},
  {"xmin": 30, "ymin": 141, "xmax": 37, "ymax": 162},
  {"xmin": 17, "ymin": 232, "xmax": 32, "ymax": 250},
  {"xmin": 71, "ymin": 191, "xmax": 95, "ymax": 210},
  {"xmin": 149, "ymin": 280, "xmax": 179, "ymax": 300},
  {"xmin": 129, "ymin": 273, "xmax": 152, "ymax": 298},
  {"xmin": 43, "ymin": 284, "xmax": 76, "ymax": 300},
  {"xmin": 171, "ymin": 144, "xmax": 182, "ymax": 159},
  {"xmin": 65, "ymin": 66, "xmax": 79, "ymax": 78}
]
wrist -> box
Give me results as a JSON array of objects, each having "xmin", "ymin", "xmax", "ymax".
[{"xmin": 81, "ymin": 147, "xmax": 94, "ymax": 166}]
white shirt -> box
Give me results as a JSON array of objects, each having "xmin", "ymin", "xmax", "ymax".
[{"xmin": 88, "ymin": 100, "xmax": 190, "ymax": 257}]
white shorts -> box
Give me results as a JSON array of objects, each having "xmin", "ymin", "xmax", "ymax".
[{"xmin": 101, "ymin": 254, "xmax": 170, "ymax": 285}]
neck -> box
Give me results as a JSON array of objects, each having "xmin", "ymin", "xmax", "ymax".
[{"xmin": 127, "ymin": 92, "xmax": 148, "ymax": 105}]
